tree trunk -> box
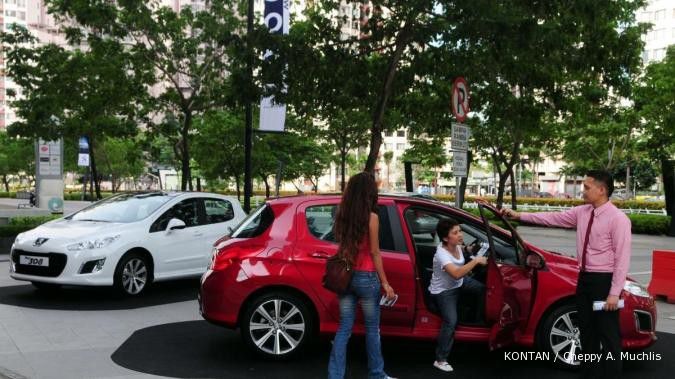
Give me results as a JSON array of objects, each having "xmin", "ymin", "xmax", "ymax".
[
  {"xmin": 365, "ymin": 24, "xmax": 412, "ymax": 172},
  {"xmin": 1, "ymin": 175, "xmax": 9, "ymax": 192},
  {"xmin": 234, "ymin": 174, "xmax": 241, "ymax": 201},
  {"xmin": 625, "ymin": 164, "xmax": 631, "ymax": 199},
  {"xmin": 180, "ymin": 111, "xmax": 193, "ymax": 191},
  {"xmin": 661, "ymin": 158, "xmax": 675, "ymax": 236},
  {"xmin": 262, "ymin": 176, "xmax": 270, "ymax": 198},
  {"xmin": 340, "ymin": 152, "xmax": 347, "ymax": 191},
  {"xmin": 495, "ymin": 168, "xmax": 511, "ymax": 209},
  {"xmin": 510, "ymin": 166, "xmax": 517, "ymax": 210},
  {"xmin": 89, "ymin": 137, "xmax": 102, "ymax": 200}
]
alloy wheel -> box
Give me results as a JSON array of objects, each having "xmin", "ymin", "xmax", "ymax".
[
  {"xmin": 549, "ymin": 310, "xmax": 581, "ymax": 366},
  {"xmin": 121, "ymin": 258, "xmax": 148, "ymax": 295},
  {"xmin": 248, "ymin": 298, "xmax": 306, "ymax": 355}
]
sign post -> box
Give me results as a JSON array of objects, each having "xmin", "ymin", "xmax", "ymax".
[
  {"xmin": 35, "ymin": 139, "xmax": 64, "ymax": 213},
  {"xmin": 451, "ymin": 77, "xmax": 471, "ymax": 207}
]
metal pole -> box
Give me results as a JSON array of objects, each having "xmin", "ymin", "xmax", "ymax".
[{"xmin": 243, "ymin": 0, "xmax": 254, "ymax": 214}]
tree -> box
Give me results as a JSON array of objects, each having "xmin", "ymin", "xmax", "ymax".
[
  {"xmin": 95, "ymin": 137, "xmax": 146, "ymax": 192},
  {"xmin": 401, "ymin": 138, "xmax": 449, "ymax": 192},
  {"xmin": 1, "ymin": 25, "xmax": 148, "ymax": 199},
  {"xmin": 0, "ymin": 133, "xmax": 33, "ymax": 192},
  {"xmin": 442, "ymin": 0, "xmax": 646, "ymax": 208},
  {"xmin": 192, "ymin": 111, "xmax": 246, "ymax": 199},
  {"xmin": 47, "ymin": 0, "xmax": 246, "ymax": 191},
  {"xmin": 635, "ymin": 46, "xmax": 675, "ymax": 235}
]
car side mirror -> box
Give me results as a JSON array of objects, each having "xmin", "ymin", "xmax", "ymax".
[
  {"xmin": 166, "ymin": 218, "xmax": 186, "ymax": 233},
  {"xmin": 525, "ymin": 253, "xmax": 545, "ymax": 270}
]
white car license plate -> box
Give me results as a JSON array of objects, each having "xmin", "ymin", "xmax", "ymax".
[{"xmin": 20, "ymin": 255, "xmax": 49, "ymax": 267}]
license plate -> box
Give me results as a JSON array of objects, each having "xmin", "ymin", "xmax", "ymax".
[{"xmin": 20, "ymin": 255, "xmax": 49, "ymax": 267}]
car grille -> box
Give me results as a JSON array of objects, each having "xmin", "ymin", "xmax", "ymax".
[
  {"xmin": 11, "ymin": 249, "xmax": 68, "ymax": 277},
  {"xmin": 634, "ymin": 310, "xmax": 653, "ymax": 332}
]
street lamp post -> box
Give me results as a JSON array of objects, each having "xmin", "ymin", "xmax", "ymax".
[{"xmin": 244, "ymin": 0, "xmax": 254, "ymax": 214}]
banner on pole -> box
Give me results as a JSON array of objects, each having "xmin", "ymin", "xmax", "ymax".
[{"xmin": 259, "ymin": 0, "xmax": 290, "ymax": 133}]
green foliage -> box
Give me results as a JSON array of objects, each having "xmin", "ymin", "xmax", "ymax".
[
  {"xmin": 0, "ymin": 133, "xmax": 33, "ymax": 191},
  {"xmin": 8, "ymin": 215, "xmax": 60, "ymax": 227},
  {"xmin": 628, "ymin": 214, "xmax": 671, "ymax": 235}
]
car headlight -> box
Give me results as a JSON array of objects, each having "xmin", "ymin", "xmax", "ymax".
[
  {"xmin": 624, "ymin": 281, "xmax": 650, "ymax": 298},
  {"xmin": 67, "ymin": 235, "xmax": 121, "ymax": 251},
  {"xmin": 13, "ymin": 232, "xmax": 26, "ymax": 245}
]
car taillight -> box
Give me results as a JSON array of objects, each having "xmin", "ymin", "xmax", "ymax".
[{"xmin": 209, "ymin": 247, "xmax": 240, "ymax": 271}]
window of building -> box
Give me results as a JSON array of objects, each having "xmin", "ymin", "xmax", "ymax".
[
  {"xmin": 655, "ymin": 9, "xmax": 666, "ymax": 20},
  {"xmin": 17, "ymin": 0, "xmax": 25, "ymax": 6},
  {"xmin": 397, "ymin": 130, "xmax": 405, "ymax": 137},
  {"xmin": 384, "ymin": 131, "xmax": 393, "ymax": 137},
  {"xmin": 5, "ymin": 10, "xmax": 16, "ymax": 17},
  {"xmin": 17, "ymin": 11, "xmax": 25, "ymax": 20},
  {"xmin": 396, "ymin": 143, "xmax": 405, "ymax": 150},
  {"xmin": 384, "ymin": 143, "xmax": 392, "ymax": 150}
]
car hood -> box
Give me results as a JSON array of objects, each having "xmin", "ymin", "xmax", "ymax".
[
  {"xmin": 527, "ymin": 243, "xmax": 580, "ymax": 285},
  {"xmin": 15, "ymin": 219, "xmax": 130, "ymax": 246}
]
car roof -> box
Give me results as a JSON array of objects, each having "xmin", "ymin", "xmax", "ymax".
[{"xmin": 263, "ymin": 193, "xmax": 455, "ymax": 208}]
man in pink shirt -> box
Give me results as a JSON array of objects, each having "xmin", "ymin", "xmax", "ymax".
[{"xmin": 502, "ymin": 170, "xmax": 631, "ymax": 378}]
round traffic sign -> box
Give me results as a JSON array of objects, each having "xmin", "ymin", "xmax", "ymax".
[{"xmin": 451, "ymin": 77, "xmax": 470, "ymax": 122}]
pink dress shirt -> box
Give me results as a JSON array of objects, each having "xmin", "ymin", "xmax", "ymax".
[{"xmin": 520, "ymin": 201, "xmax": 631, "ymax": 296}]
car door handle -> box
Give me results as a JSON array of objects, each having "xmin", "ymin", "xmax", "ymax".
[
  {"xmin": 311, "ymin": 252, "xmax": 331, "ymax": 259},
  {"xmin": 193, "ymin": 232, "xmax": 204, "ymax": 237}
]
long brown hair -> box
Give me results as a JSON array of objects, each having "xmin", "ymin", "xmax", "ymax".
[{"xmin": 334, "ymin": 171, "xmax": 378, "ymax": 264}]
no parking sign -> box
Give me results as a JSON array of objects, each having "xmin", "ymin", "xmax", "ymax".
[{"xmin": 451, "ymin": 77, "xmax": 470, "ymax": 122}]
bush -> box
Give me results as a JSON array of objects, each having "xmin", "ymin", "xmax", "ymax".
[
  {"xmin": 8, "ymin": 215, "xmax": 60, "ymax": 227},
  {"xmin": 0, "ymin": 225, "xmax": 33, "ymax": 238},
  {"xmin": 430, "ymin": 194, "xmax": 665, "ymax": 210},
  {"xmin": 628, "ymin": 214, "xmax": 671, "ymax": 235},
  {"xmin": 460, "ymin": 207, "xmax": 670, "ymax": 235},
  {"xmin": 0, "ymin": 192, "xmax": 17, "ymax": 198}
]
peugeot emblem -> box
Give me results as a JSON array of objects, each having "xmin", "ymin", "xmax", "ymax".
[{"xmin": 33, "ymin": 238, "xmax": 49, "ymax": 247}]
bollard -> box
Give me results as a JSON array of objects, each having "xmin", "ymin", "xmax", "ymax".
[{"xmin": 648, "ymin": 250, "xmax": 675, "ymax": 303}]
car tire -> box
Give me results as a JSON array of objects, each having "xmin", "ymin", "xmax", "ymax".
[
  {"xmin": 538, "ymin": 303, "xmax": 582, "ymax": 369},
  {"xmin": 113, "ymin": 253, "xmax": 152, "ymax": 296},
  {"xmin": 31, "ymin": 282, "xmax": 61, "ymax": 292},
  {"xmin": 241, "ymin": 291, "xmax": 315, "ymax": 360}
]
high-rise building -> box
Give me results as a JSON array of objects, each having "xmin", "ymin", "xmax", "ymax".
[
  {"xmin": 637, "ymin": 0, "xmax": 675, "ymax": 63},
  {"xmin": 0, "ymin": 0, "xmax": 66, "ymax": 131}
]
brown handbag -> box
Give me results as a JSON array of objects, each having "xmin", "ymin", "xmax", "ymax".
[{"xmin": 322, "ymin": 253, "xmax": 353, "ymax": 294}]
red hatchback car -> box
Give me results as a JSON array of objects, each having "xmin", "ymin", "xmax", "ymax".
[{"xmin": 198, "ymin": 195, "xmax": 657, "ymax": 368}]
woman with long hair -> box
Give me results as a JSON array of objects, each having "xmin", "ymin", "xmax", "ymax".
[{"xmin": 327, "ymin": 172, "xmax": 397, "ymax": 379}]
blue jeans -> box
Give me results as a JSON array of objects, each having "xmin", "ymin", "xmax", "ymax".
[
  {"xmin": 433, "ymin": 276, "xmax": 485, "ymax": 362},
  {"xmin": 328, "ymin": 271, "xmax": 388, "ymax": 379}
]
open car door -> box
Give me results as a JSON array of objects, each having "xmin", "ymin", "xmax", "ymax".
[{"xmin": 478, "ymin": 203, "xmax": 542, "ymax": 350}]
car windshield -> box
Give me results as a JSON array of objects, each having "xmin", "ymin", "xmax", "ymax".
[{"xmin": 67, "ymin": 193, "xmax": 173, "ymax": 223}]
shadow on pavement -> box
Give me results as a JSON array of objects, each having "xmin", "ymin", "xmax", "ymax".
[
  {"xmin": 111, "ymin": 320, "xmax": 674, "ymax": 379},
  {"xmin": 0, "ymin": 278, "xmax": 199, "ymax": 311}
]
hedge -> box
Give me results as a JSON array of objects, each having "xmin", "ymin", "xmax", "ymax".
[
  {"xmin": 458, "ymin": 208, "xmax": 671, "ymax": 235},
  {"xmin": 432, "ymin": 194, "xmax": 666, "ymax": 210}
]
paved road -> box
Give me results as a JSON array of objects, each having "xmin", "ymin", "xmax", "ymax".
[{"xmin": 0, "ymin": 277, "xmax": 672, "ymax": 379}]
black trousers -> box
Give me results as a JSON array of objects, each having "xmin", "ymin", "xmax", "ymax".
[{"xmin": 576, "ymin": 272, "xmax": 622, "ymax": 379}]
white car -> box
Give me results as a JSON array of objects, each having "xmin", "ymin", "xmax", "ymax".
[{"xmin": 9, "ymin": 192, "xmax": 246, "ymax": 296}]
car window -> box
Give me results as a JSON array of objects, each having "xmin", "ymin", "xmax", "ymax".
[
  {"xmin": 69, "ymin": 192, "xmax": 171, "ymax": 223},
  {"xmin": 150, "ymin": 198, "xmax": 202, "ymax": 232},
  {"xmin": 403, "ymin": 207, "xmax": 521, "ymax": 266},
  {"xmin": 203, "ymin": 198, "xmax": 235, "ymax": 224},
  {"xmin": 230, "ymin": 204, "xmax": 274, "ymax": 238},
  {"xmin": 305, "ymin": 205, "xmax": 399, "ymax": 252}
]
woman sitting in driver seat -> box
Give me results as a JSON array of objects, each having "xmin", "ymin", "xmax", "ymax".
[{"xmin": 428, "ymin": 218, "xmax": 487, "ymax": 372}]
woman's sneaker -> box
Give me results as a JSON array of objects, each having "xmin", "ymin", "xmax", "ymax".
[{"xmin": 433, "ymin": 361, "xmax": 454, "ymax": 372}]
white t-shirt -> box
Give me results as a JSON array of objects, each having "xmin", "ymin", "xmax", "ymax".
[{"xmin": 428, "ymin": 244, "xmax": 465, "ymax": 295}]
